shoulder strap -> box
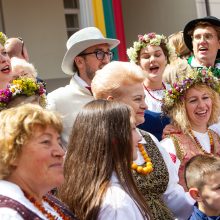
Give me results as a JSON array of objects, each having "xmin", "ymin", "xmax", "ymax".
[
  {"xmin": 45, "ymin": 193, "xmax": 78, "ymax": 219},
  {"xmin": 170, "ymin": 135, "xmax": 185, "ymax": 162},
  {"xmin": 0, "ymin": 195, "xmax": 42, "ymax": 219},
  {"xmin": 209, "ymin": 129, "xmax": 220, "ymax": 156},
  {"xmin": 138, "ymin": 129, "xmax": 151, "ymax": 140}
]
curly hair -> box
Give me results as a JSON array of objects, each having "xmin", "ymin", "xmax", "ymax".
[
  {"xmin": 168, "ymin": 84, "xmax": 220, "ymax": 134},
  {"xmin": 0, "ymin": 103, "xmax": 62, "ymax": 179}
]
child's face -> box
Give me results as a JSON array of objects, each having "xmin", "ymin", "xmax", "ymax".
[{"xmin": 199, "ymin": 171, "xmax": 220, "ymax": 216}]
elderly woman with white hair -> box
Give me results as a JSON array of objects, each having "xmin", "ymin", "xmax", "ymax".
[
  {"xmin": 91, "ymin": 61, "xmax": 194, "ymax": 220},
  {"xmin": 11, "ymin": 57, "xmax": 38, "ymax": 79}
]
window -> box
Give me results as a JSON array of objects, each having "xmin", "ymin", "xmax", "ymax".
[
  {"xmin": 195, "ymin": 0, "xmax": 220, "ymax": 17},
  {"xmin": 63, "ymin": 0, "xmax": 80, "ymax": 38}
]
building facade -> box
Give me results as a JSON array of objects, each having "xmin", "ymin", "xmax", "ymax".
[{"xmin": 0, "ymin": 0, "xmax": 219, "ymax": 91}]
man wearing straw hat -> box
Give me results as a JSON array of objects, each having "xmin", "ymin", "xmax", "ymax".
[{"xmin": 47, "ymin": 27, "xmax": 119, "ymax": 145}]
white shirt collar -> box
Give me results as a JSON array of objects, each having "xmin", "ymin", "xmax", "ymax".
[
  {"xmin": 0, "ymin": 180, "xmax": 63, "ymax": 220},
  {"xmin": 73, "ymin": 74, "xmax": 89, "ymax": 87},
  {"xmin": 0, "ymin": 180, "xmax": 24, "ymax": 200},
  {"xmin": 190, "ymin": 56, "xmax": 203, "ymax": 68}
]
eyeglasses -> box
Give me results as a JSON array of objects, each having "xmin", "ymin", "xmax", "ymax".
[
  {"xmin": 192, "ymin": 33, "xmax": 215, "ymax": 42},
  {"xmin": 80, "ymin": 50, "xmax": 114, "ymax": 61},
  {"xmin": 18, "ymin": 37, "xmax": 24, "ymax": 57}
]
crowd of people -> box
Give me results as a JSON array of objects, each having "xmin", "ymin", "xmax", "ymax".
[{"xmin": 0, "ymin": 15, "xmax": 220, "ymax": 220}]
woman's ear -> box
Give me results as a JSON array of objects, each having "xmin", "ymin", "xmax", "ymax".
[
  {"xmin": 107, "ymin": 96, "xmax": 114, "ymax": 101},
  {"xmin": 10, "ymin": 157, "xmax": 19, "ymax": 167},
  {"xmin": 189, "ymin": 188, "xmax": 202, "ymax": 202}
]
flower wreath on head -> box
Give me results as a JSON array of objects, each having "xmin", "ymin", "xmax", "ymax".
[
  {"xmin": 162, "ymin": 68, "xmax": 220, "ymax": 113},
  {"xmin": 0, "ymin": 32, "xmax": 8, "ymax": 46},
  {"xmin": 0, "ymin": 77, "xmax": 47, "ymax": 109},
  {"xmin": 127, "ymin": 32, "xmax": 176, "ymax": 63}
]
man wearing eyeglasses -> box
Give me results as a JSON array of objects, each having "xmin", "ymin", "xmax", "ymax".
[
  {"xmin": 47, "ymin": 27, "xmax": 120, "ymax": 146},
  {"xmin": 183, "ymin": 16, "xmax": 220, "ymax": 70}
]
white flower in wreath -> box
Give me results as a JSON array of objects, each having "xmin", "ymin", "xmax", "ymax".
[
  {"xmin": 9, "ymin": 85, "xmax": 22, "ymax": 96},
  {"xmin": 150, "ymin": 38, "xmax": 161, "ymax": 46},
  {"xmin": 133, "ymin": 42, "xmax": 141, "ymax": 51},
  {"xmin": 127, "ymin": 47, "xmax": 137, "ymax": 62}
]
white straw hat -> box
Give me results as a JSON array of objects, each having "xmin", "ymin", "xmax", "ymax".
[{"xmin": 61, "ymin": 27, "xmax": 120, "ymax": 75}]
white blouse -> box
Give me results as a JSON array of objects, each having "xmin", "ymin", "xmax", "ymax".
[
  {"xmin": 0, "ymin": 180, "xmax": 63, "ymax": 220},
  {"xmin": 99, "ymin": 172, "xmax": 148, "ymax": 220},
  {"xmin": 209, "ymin": 119, "xmax": 220, "ymax": 136},
  {"xmin": 144, "ymin": 83, "xmax": 170, "ymax": 113},
  {"xmin": 137, "ymin": 130, "xmax": 194, "ymax": 220}
]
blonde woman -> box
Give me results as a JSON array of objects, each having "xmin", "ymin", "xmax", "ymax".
[{"xmin": 161, "ymin": 68, "xmax": 220, "ymax": 190}]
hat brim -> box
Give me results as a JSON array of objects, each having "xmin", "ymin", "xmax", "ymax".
[
  {"xmin": 61, "ymin": 38, "xmax": 120, "ymax": 75},
  {"xmin": 184, "ymin": 16, "xmax": 220, "ymax": 53}
]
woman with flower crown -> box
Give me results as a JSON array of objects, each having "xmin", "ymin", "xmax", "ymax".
[
  {"xmin": 161, "ymin": 68, "xmax": 220, "ymax": 191},
  {"xmin": 127, "ymin": 33, "xmax": 177, "ymax": 141},
  {"xmin": 91, "ymin": 61, "xmax": 194, "ymax": 220},
  {"xmin": 0, "ymin": 32, "xmax": 13, "ymax": 89}
]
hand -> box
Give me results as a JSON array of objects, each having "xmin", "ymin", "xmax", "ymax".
[{"xmin": 162, "ymin": 123, "xmax": 181, "ymax": 139}]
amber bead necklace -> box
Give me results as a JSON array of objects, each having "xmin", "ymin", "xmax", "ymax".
[
  {"xmin": 131, "ymin": 143, "xmax": 153, "ymax": 175},
  {"xmin": 188, "ymin": 129, "xmax": 214, "ymax": 155},
  {"xmin": 23, "ymin": 190, "xmax": 71, "ymax": 220}
]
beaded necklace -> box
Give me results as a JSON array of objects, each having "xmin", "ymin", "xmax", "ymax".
[
  {"xmin": 143, "ymin": 82, "xmax": 166, "ymax": 102},
  {"xmin": 23, "ymin": 191, "xmax": 71, "ymax": 220},
  {"xmin": 188, "ymin": 129, "xmax": 214, "ymax": 155},
  {"xmin": 131, "ymin": 143, "xmax": 153, "ymax": 175}
]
